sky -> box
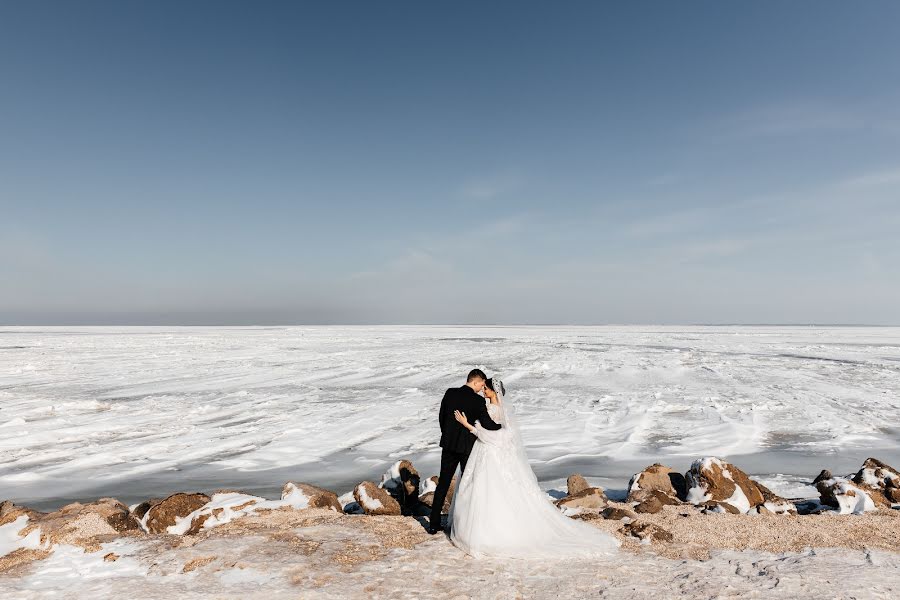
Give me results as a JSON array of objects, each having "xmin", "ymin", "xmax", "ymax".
[{"xmin": 2, "ymin": 1, "xmax": 899, "ymax": 325}]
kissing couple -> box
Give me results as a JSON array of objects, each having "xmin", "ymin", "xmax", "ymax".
[{"xmin": 429, "ymin": 368, "xmax": 619, "ymax": 558}]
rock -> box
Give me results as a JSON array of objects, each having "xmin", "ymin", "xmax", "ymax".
[
  {"xmin": 419, "ymin": 475, "xmax": 457, "ymax": 512},
  {"xmin": 622, "ymin": 522, "xmax": 673, "ymax": 543},
  {"xmin": 756, "ymin": 482, "xmax": 797, "ymax": 515},
  {"xmin": 851, "ymin": 458, "xmax": 900, "ymax": 507},
  {"xmin": 634, "ymin": 489, "xmax": 680, "ymax": 514},
  {"xmin": 555, "ymin": 487, "xmax": 608, "ymax": 514},
  {"xmin": 601, "ymin": 507, "xmax": 637, "ymax": 521},
  {"xmin": 380, "ymin": 460, "xmax": 421, "ymax": 505},
  {"xmin": 418, "ymin": 476, "xmax": 456, "ymax": 512},
  {"xmin": 103, "ymin": 552, "xmax": 119, "ymax": 562},
  {"xmin": 811, "ymin": 469, "xmax": 832, "ymax": 486},
  {"xmin": 567, "ymin": 474, "xmax": 590, "ymax": 496},
  {"xmin": 700, "ymin": 500, "xmax": 741, "ymax": 514},
  {"xmin": 684, "ymin": 457, "xmax": 765, "ymax": 514},
  {"xmin": 353, "ymin": 481, "xmax": 401, "ymax": 516},
  {"xmin": 756, "ymin": 505, "xmax": 773, "ymax": 515},
  {"xmin": 627, "ymin": 463, "xmax": 687, "ymax": 502},
  {"xmin": 26, "ymin": 498, "xmax": 142, "ymax": 551},
  {"xmin": 281, "ymin": 482, "xmax": 342, "ymax": 513},
  {"xmin": 419, "ymin": 476, "xmax": 438, "ymax": 496},
  {"xmin": 131, "ymin": 499, "xmax": 161, "ymax": 521},
  {"xmin": 0, "ymin": 501, "xmax": 44, "ymax": 527},
  {"xmin": 145, "ymin": 493, "xmax": 211, "ymax": 534},
  {"xmin": 816, "ymin": 477, "xmax": 877, "ymax": 514}
]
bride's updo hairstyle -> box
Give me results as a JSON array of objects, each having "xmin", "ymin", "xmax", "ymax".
[{"xmin": 485, "ymin": 378, "xmax": 506, "ymax": 396}]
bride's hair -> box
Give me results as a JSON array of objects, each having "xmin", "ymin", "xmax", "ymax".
[{"xmin": 485, "ymin": 378, "xmax": 505, "ymax": 396}]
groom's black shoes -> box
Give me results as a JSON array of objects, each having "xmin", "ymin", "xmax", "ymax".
[{"xmin": 427, "ymin": 524, "xmax": 445, "ymax": 535}]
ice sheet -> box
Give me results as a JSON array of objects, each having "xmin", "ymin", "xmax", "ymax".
[{"xmin": 1, "ymin": 325, "xmax": 899, "ymax": 507}]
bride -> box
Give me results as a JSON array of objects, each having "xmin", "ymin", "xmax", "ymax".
[{"xmin": 448, "ymin": 377, "xmax": 619, "ymax": 558}]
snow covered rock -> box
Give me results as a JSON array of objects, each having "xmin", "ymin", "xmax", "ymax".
[
  {"xmin": 555, "ymin": 487, "xmax": 608, "ymax": 515},
  {"xmin": 17, "ymin": 498, "xmax": 142, "ymax": 552},
  {"xmin": 816, "ymin": 477, "xmax": 878, "ymax": 514},
  {"xmin": 756, "ymin": 482, "xmax": 797, "ymax": 515},
  {"xmin": 379, "ymin": 460, "xmax": 421, "ymax": 513},
  {"xmin": 353, "ymin": 481, "xmax": 401, "ymax": 516},
  {"xmin": 144, "ymin": 493, "xmax": 211, "ymax": 534},
  {"xmin": 418, "ymin": 476, "xmax": 456, "ymax": 512},
  {"xmin": 567, "ymin": 473, "xmax": 590, "ymax": 496},
  {"xmin": 685, "ymin": 457, "xmax": 772, "ymax": 514},
  {"xmin": 812, "ymin": 469, "xmax": 833, "ymax": 485},
  {"xmin": 627, "ymin": 463, "xmax": 687, "ymax": 502},
  {"xmin": 281, "ymin": 482, "xmax": 342, "ymax": 513},
  {"xmin": 851, "ymin": 458, "xmax": 900, "ymax": 506}
]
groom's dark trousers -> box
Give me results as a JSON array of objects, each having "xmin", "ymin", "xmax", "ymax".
[{"xmin": 429, "ymin": 385, "xmax": 502, "ymax": 530}]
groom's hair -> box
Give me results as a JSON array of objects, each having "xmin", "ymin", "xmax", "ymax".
[{"xmin": 467, "ymin": 368, "xmax": 487, "ymax": 382}]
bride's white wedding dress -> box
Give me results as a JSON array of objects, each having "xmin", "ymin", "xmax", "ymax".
[{"xmin": 448, "ymin": 383, "xmax": 619, "ymax": 558}]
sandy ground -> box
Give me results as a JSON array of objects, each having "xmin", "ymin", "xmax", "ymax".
[{"xmin": 2, "ymin": 506, "xmax": 899, "ymax": 599}]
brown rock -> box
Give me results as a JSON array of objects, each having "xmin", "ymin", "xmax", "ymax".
[
  {"xmin": 0, "ymin": 548, "xmax": 53, "ymax": 575},
  {"xmin": 567, "ymin": 473, "xmax": 590, "ymax": 496},
  {"xmin": 103, "ymin": 552, "xmax": 119, "ymax": 562},
  {"xmin": 622, "ymin": 522, "xmax": 673, "ymax": 543},
  {"xmin": 281, "ymin": 482, "xmax": 342, "ymax": 513},
  {"xmin": 886, "ymin": 487, "xmax": 900, "ymax": 503},
  {"xmin": 701, "ymin": 500, "xmax": 741, "ymax": 514},
  {"xmin": 811, "ymin": 469, "xmax": 832, "ymax": 486},
  {"xmin": 145, "ymin": 493, "xmax": 211, "ymax": 534},
  {"xmin": 601, "ymin": 506, "xmax": 637, "ymax": 520},
  {"xmin": 353, "ymin": 481, "xmax": 401, "ymax": 516},
  {"xmin": 756, "ymin": 505, "xmax": 774, "ymax": 515},
  {"xmin": 685, "ymin": 457, "xmax": 765, "ymax": 513},
  {"xmin": 0, "ymin": 501, "xmax": 44, "ymax": 527},
  {"xmin": 627, "ymin": 463, "xmax": 687, "ymax": 502},
  {"xmin": 23, "ymin": 498, "xmax": 141, "ymax": 550},
  {"xmin": 182, "ymin": 556, "xmax": 217, "ymax": 573},
  {"xmin": 634, "ymin": 489, "xmax": 680, "ymax": 514},
  {"xmin": 555, "ymin": 487, "xmax": 608, "ymax": 513}
]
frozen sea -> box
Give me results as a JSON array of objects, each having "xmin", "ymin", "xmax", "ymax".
[{"xmin": 2, "ymin": 325, "xmax": 899, "ymax": 509}]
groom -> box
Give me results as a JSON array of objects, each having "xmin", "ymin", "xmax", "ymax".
[{"xmin": 428, "ymin": 368, "xmax": 502, "ymax": 534}]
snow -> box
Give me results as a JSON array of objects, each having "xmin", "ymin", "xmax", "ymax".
[
  {"xmin": 280, "ymin": 483, "xmax": 311, "ymax": 509},
  {"xmin": 419, "ymin": 477, "xmax": 437, "ymax": 496},
  {"xmin": 0, "ymin": 516, "xmax": 45, "ymax": 558},
  {"xmin": 2, "ymin": 325, "xmax": 899, "ymax": 509}
]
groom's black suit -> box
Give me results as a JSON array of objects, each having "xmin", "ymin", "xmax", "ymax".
[{"xmin": 429, "ymin": 384, "xmax": 502, "ymax": 530}]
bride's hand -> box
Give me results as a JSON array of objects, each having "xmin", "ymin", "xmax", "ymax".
[{"xmin": 454, "ymin": 410, "xmax": 473, "ymax": 431}]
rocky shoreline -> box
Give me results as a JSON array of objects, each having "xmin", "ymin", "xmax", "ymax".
[{"xmin": 2, "ymin": 456, "xmax": 899, "ymax": 596}]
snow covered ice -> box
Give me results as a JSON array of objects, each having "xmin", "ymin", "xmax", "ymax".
[
  {"xmin": 2, "ymin": 325, "xmax": 900, "ymax": 599},
  {"xmin": 1, "ymin": 325, "xmax": 899, "ymax": 508}
]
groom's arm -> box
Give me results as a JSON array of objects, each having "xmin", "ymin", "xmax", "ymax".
[
  {"xmin": 438, "ymin": 389, "xmax": 451, "ymax": 433},
  {"xmin": 474, "ymin": 402, "xmax": 502, "ymax": 430}
]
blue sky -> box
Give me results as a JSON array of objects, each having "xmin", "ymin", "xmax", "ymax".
[{"xmin": 2, "ymin": 1, "xmax": 899, "ymax": 324}]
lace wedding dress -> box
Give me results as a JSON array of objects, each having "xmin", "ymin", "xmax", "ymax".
[{"xmin": 448, "ymin": 381, "xmax": 619, "ymax": 558}]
